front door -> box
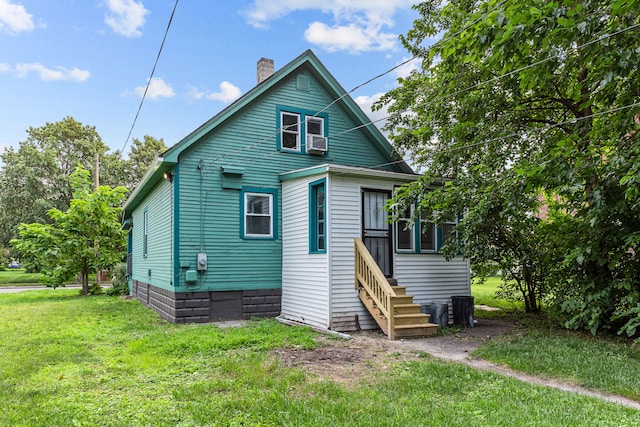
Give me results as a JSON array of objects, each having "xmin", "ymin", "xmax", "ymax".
[{"xmin": 362, "ymin": 189, "xmax": 392, "ymax": 277}]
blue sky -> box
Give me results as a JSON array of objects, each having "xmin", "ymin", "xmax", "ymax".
[{"xmin": 0, "ymin": 0, "xmax": 426, "ymax": 156}]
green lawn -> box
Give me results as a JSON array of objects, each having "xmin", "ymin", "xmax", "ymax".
[
  {"xmin": 1, "ymin": 290, "xmax": 638, "ymax": 426},
  {"xmin": 0, "ymin": 269, "xmax": 98, "ymax": 286},
  {"xmin": 471, "ymin": 276, "xmax": 640, "ymax": 401},
  {"xmin": 0, "ymin": 269, "xmax": 43, "ymax": 286},
  {"xmin": 471, "ymin": 276, "xmax": 523, "ymax": 311}
]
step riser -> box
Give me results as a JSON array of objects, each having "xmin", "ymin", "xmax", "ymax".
[
  {"xmin": 394, "ymin": 316, "xmax": 430, "ymax": 326},
  {"xmin": 394, "ymin": 326, "xmax": 438, "ymax": 338},
  {"xmin": 394, "ymin": 306, "xmax": 422, "ymax": 315}
]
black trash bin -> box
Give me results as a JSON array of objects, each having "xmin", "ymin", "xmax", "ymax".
[
  {"xmin": 451, "ymin": 296, "xmax": 474, "ymax": 328},
  {"xmin": 420, "ymin": 302, "xmax": 448, "ymax": 327}
]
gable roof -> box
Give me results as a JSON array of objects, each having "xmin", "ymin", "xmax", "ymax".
[{"xmin": 123, "ymin": 49, "xmax": 413, "ymax": 215}]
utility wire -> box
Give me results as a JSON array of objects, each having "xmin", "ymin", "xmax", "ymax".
[
  {"xmin": 314, "ymin": 0, "xmax": 511, "ymax": 118},
  {"xmin": 122, "ymin": 0, "xmax": 179, "ymax": 153},
  {"xmin": 331, "ymin": 19, "xmax": 640, "ymax": 141},
  {"xmin": 440, "ymin": 101, "xmax": 640, "ymax": 155},
  {"xmin": 210, "ymin": 0, "xmax": 509, "ymax": 166},
  {"xmin": 225, "ymin": 16, "xmax": 640, "ymax": 171}
]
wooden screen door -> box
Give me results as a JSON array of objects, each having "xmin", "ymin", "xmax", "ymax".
[{"xmin": 362, "ymin": 189, "xmax": 392, "ymax": 277}]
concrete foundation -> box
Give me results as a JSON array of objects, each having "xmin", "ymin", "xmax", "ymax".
[{"xmin": 131, "ymin": 280, "xmax": 281, "ymax": 323}]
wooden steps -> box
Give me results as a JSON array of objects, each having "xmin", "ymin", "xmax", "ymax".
[
  {"xmin": 357, "ymin": 284, "xmax": 438, "ymax": 340},
  {"xmin": 354, "ymin": 238, "xmax": 437, "ymax": 340}
]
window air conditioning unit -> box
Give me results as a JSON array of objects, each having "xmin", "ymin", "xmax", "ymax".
[{"xmin": 307, "ymin": 135, "xmax": 328, "ymax": 153}]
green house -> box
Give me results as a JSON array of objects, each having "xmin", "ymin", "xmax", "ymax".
[{"xmin": 123, "ymin": 50, "xmax": 471, "ymax": 336}]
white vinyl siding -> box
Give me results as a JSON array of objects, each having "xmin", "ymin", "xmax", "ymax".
[
  {"xmin": 281, "ymin": 177, "xmax": 330, "ymax": 329},
  {"xmin": 282, "ymin": 166, "xmax": 472, "ymax": 333},
  {"xmin": 395, "ymin": 255, "xmax": 471, "ymax": 308}
]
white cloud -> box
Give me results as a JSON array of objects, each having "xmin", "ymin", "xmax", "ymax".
[
  {"xmin": 104, "ymin": 0, "xmax": 149, "ymax": 37},
  {"xmin": 0, "ymin": 62, "xmax": 90, "ymax": 81},
  {"xmin": 188, "ymin": 82, "xmax": 242, "ymax": 104},
  {"xmin": 393, "ymin": 56, "xmax": 421, "ymax": 79},
  {"xmin": 0, "ymin": 0, "xmax": 34, "ymax": 35},
  {"xmin": 354, "ymin": 92, "xmax": 388, "ymax": 127},
  {"xmin": 243, "ymin": 0, "xmax": 414, "ymax": 54},
  {"xmin": 304, "ymin": 21, "xmax": 396, "ymax": 53},
  {"xmin": 134, "ymin": 77, "xmax": 175, "ymax": 100}
]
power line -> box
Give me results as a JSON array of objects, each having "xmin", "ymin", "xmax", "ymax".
[
  {"xmin": 314, "ymin": 0, "xmax": 511, "ymax": 118},
  {"xmin": 121, "ymin": 0, "xmax": 179, "ymax": 154},
  {"xmin": 440, "ymin": 101, "xmax": 640, "ymax": 155},
  {"xmin": 337, "ymin": 19, "xmax": 640, "ymax": 141},
  {"xmin": 210, "ymin": 1, "xmax": 509, "ymax": 166}
]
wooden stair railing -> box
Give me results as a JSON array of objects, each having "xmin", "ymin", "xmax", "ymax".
[{"xmin": 354, "ymin": 238, "xmax": 437, "ymax": 339}]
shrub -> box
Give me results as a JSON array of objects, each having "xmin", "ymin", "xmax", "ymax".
[{"xmin": 107, "ymin": 262, "xmax": 129, "ymax": 296}]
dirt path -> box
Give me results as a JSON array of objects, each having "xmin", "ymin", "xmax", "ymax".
[{"xmin": 274, "ymin": 318, "xmax": 640, "ymax": 410}]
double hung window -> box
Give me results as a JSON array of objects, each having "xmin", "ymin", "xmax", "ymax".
[
  {"xmin": 281, "ymin": 112, "xmax": 300, "ymax": 151},
  {"xmin": 396, "ymin": 206, "xmax": 414, "ymax": 251},
  {"xmin": 278, "ymin": 106, "xmax": 328, "ymax": 153},
  {"xmin": 243, "ymin": 191, "xmax": 274, "ymax": 238},
  {"xmin": 143, "ymin": 209, "xmax": 148, "ymax": 257}
]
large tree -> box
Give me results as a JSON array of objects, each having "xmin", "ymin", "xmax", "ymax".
[
  {"xmin": 128, "ymin": 135, "xmax": 167, "ymax": 188},
  {"xmin": 11, "ymin": 166, "xmax": 128, "ymax": 295},
  {"xmin": 0, "ymin": 118, "xmax": 165, "ymax": 247},
  {"xmin": 0, "ymin": 117, "xmax": 110, "ymax": 246},
  {"xmin": 379, "ymin": 0, "xmax": 640, "ymax": 335}
]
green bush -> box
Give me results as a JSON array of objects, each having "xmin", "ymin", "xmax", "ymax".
[
  {"xmin": 107, "ymin": 262, "xmax": 129, "ymax": 296},
  {"xmin": 85, "ymin": 283, "xmax": 104, "ymax": 295}
]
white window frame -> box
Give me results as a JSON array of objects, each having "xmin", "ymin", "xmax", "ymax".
[
  {"xmin": 243, "ymin": 192, "xmax": 274, "ymax": 238},
  {"xmin": 306, "ymin": 116, "xmax": 325, "ymax": 137},
  {"xmin": 280, "ymin": 111, "xmax": 301, "ymax": 152}
]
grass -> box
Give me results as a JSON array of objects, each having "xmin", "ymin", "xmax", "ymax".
[
  {"xmin": 0, "ymin": 269, "xmax": 98, "ymax": 286},
  {"xmin": 0, "ymin": 269, "xmax": 43, "ymax": 285},
  {"xmin": 471, "ymin": 276, "xmax": 640, "ymax": 401},
  {"xmin": 473, "ymin": 322, "xmax": 640, "ymax": 401},
  {"xmin": 471, "ymin": 276, "xmax": 523, "ymax": 311},
  {"xmin": 1, "ymin": 290, "xmax": 639, "ymax": 426}
]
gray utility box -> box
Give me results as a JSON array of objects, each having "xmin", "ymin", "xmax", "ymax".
[{"xmin": 421, "ymin": 302, "xmax": 449, "ymax": 328}]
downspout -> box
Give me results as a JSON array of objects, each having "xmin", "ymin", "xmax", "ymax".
[
  {"xmin": 326, "ymin": 173, "xmax": 333, "ymax": 330},
  {"xmin": 173, "ymin": 163, "xmax": 180, "ymax": 289}
]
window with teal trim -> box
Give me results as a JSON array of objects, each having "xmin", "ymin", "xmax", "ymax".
[
  {"xmin": 395, "ymin": 206, "xmax": 414, "ymax": 251},
  {"xmin": 394, "ymin": 206, "xmax": 458, "ymax": 253},
  {"xmin": 143, "ymin": 209, "xmax": 148, "ymax": 257},
  {"xmin": 241, "ymin": 188, "xmax": 277, "ymax": 239},
  {"xmin": 281, "ymin": 111, "xmax": 300, "ymax": 151},
  {"xmin": 277, "ymin": 106, "xmax": 328, "ymax": 154},
  {"xmin": 419, "ymin": 212, "xmax": 437, "ymax": 252},
  {"xmin": 310, "ymin": 179, "xmax": 326, "ymax": 253}
]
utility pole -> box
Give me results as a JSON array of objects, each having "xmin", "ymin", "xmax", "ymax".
[{"xmin": 94, "ymin": 152, "xmax": 100, "ymax": 286}]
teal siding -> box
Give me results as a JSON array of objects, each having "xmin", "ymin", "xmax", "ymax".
[
  {"xmin": 130, "ymin": 179, "xmax": 174, "ymax": 290},
  {"xmin": 171, "ymin": 67, "xmax": 397, "ymax": 292}
]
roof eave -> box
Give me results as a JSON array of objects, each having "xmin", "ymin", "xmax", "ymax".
[{"xmin": 123, "ymin": 157, "xmax": 174, "ymax": 217}]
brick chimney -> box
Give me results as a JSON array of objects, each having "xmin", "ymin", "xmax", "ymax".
[{"xmin": 257, "ymin": 57, "xmax": 274, "ymax": 84}]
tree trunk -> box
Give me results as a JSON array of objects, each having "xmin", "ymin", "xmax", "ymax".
[{"xmin": 81, "ymin": 257, "xmax": 89, "ymax": 296}]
